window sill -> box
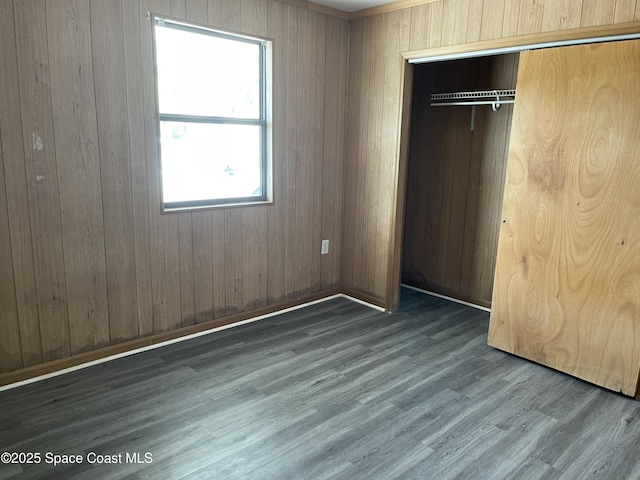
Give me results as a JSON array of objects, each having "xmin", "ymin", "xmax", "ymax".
[{"xmin": 162, "ymin": 199, "xmax": 274, "ymax": 214}]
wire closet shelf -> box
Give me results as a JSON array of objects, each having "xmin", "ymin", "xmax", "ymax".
[{"xmin": 430, "ymin": 89, "xmax": 516, "ymax": 111}]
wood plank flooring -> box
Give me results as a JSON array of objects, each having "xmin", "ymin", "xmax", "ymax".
[{"xmin": 1, "ymin": 288, "xmax": 639, "ymax": 479}]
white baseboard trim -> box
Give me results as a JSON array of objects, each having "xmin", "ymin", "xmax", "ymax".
[
  {"xmin": 401, "ymin": 284, "xmax": 491, "ymax": 313},
  {"xmin": 0, "ymin": 293, "xmax": 383, "ymax": 392}
]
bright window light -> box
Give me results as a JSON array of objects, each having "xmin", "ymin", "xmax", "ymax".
[{"xmin": 153, "ymin": 17, "xmax": 272, "ymax": 211}]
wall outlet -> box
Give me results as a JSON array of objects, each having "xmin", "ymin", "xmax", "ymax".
[{"xmin": 321, "ymin": 239, "xmax": 330, "ymax": 255}]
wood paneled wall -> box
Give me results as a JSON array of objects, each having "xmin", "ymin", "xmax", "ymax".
[
  {"xmin": 0, "ymin": 0, "xmax": 348, "ymax": 375},
  {"xmin": 342, "ymin": 0, "xmax": 640, "ymax": 306},
  {"xmin": 402, "ymin": 54, "xmax": 518, "ymax": 307}
]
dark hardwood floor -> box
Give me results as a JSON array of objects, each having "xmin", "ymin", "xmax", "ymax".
[{"xmin": 1, "ymin": 288, "xmax": 639, "ymax": 480}]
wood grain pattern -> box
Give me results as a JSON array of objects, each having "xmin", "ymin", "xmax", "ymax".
[
  {"xmin": 127, "ymin": 0, "xmax": 154, "ymax": 339},
  {"xmin": 0, "ymin": 118, "xmax": 22, "ymax": 373},
  {"xmin": 517, "ymin": 0, "xmax": 545, "ymax": 35},
  {"xmin": 466, "ymin": 0, "xmax": 484, "ymax": 43},
  {"xmin": 581, "ymin": 0, "xmax": 616, "ymax": 27},
  {"xmin": 341, "ymin": 18, "xmax": 362, "ymax": 292},
  {"xmin": 541, "ymin": 0, "xmax": 582, "ymax": 32},
  {"xmin": 14, "ymin": 0, "xmax": 71, "ymax": 363},
  {"xmin": 266, "ymin": 0, "xmax": 287, "ymax": 304},
  {"xmin": 0, "ymin": 0, "xmax": 42, "ymax": 368},
  {"xmin": 614, "ymin": 0, "xmax": 638, "ymax": 23},
  {"xmin": 192, "ymin": 212, "xmax": 214, "ymax": 322},
  {"xmin": 321, "ymin": 15, "xmax": 347, "ymax": 290},
  {"xmin": 408, "ymin": 3, "xmax": 432, "ymax": 50},
  {"xmin": 480, "ymin": 0, "xmax": 505, "ymax": 40},
  {"xmin": 441, "ymin": 0, "xmax": 468, "ymax": 46},
  {"xmin": 489, "ymin": 41, "xmax": 640, "ymax": 396},
  {"xmin": 1, "ymin": 0, "xmax": 347, "ymax": 376},
  {"xmin": 48, "ymin": 0, "xmax": 110, "ymax": 355},
  {"xmin": 344, "ymin": 2, "xmax": 640, "ymax": 308},
  {"xmin": 179, "ymin": 214, "xmax": 196, "ymax": 326},
  {"xmin": 401, "ymin": 56, "xmax": 517, "ymax": 307},
  {"xmin": 91, "ymin": 0, "xmax": 139, "ymax": 344}
]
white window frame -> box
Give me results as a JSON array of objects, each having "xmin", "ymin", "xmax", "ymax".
[{"xmin": 151, "ymin": 15, "xmax": 273, "ymax": 212}]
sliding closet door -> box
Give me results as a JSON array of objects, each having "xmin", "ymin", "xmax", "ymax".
[{"xmin": 488, "ymin": 40, "xmax": 640, "ymax": 396}]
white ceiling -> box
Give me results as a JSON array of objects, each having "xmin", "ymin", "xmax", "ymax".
[{"xmin": 312, "ymin": 0, "xmax": 397, "ymax": 13}]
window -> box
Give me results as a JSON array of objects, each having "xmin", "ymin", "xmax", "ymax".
[{"xmin": 152, "ymin": 16, "xmax": 272, "ymax": 211}]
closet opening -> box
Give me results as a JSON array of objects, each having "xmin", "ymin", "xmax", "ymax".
[
  {"xmin": 389, "ymin": 25, "xmax": 640, "ymax": 313},
  {"xmin": 398, "ymin": 53, "xmax": 519, "ymax": 311}
]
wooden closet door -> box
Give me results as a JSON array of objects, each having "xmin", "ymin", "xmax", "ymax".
[{"xmin": 488, "ymin": 40, "xmax": 640, "ymax": 396}]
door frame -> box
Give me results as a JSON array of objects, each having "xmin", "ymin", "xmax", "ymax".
[{"xmin": 387, "ymin": 22, "xmax": 640, "ymax": 312}]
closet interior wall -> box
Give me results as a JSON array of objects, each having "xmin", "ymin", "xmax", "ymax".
[{"xmin": 402, "ymin": 53, "xmax": 519, "ymax": 308}]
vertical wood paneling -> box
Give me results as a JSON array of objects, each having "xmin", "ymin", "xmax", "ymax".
[
  {"xmin": 378, "ymin": 10, "xmax": 410, "ymax": 298},
  {"xmin": 409, "ymin": 4, "xmax": 432, "ymax": 50},
  {"xmin": 480, "ymin": 0, "xmax": 506, "ymax": 40},
  {"xmin": 242, "ymin": 208, "xmax": 268, "ymax": 310},
  {"xmin": 179, "ymin": 214, "xmax": 195, "ymax": 325},
  {"xmin": 192, "ymin": 212, "xmax": 214, "ymax": 322},
  {"xmin": 126, "ymin": 0, "xmax": 153, "ymax": 338},
  {"xmin": 341, "ymin": 18, "xmax": 362, "ymax": 290},
  {"xmin": 332, "ymin": 20, "xmax": 348, "ymax": 289},
  {"xmin": 171, "ymin": 0, "xmax": 187, "ymax": 17},
  {"xmin": 224, "ymin": 212, "xmax": 243, "ymax": 315},
  {"xmin": 312, "ymin": 14, "xmax": 326, "ymax": 294},
  {"xmin": 353, "ymin": 17, "xmax": 373, "ymax": 294},
  {"xmin": 91, "ymin": 0, "xmax": 138, "ymax": 344},
  {"xmin": 321, "ymin": 15, "xmax": 343, "ymax": 289},
  {"xmin": 541, "ymin": 0, "xmax": 582, "ymax": 32},
  {"xmin": 211, "ymin": 212, "xmax": 226, "ymax": 317},
  {"xmin": 517, "ymin": 0, "xmax": 545, "ymax": 35},
  {"xmin": 293, "ymin": 8, "xmax": 316, "ymax": 297},
  {"xmin": 614, "ymin": 0, "xmax": 637, "ymax": 23},
  {"xmin": 469, "ymin": 54, "xmax": 517, "ymax": 302},
  {"xmin": 581, "ymin": 0, "xmax": 616, "ymax": 27},
  {"xmin": 0, "ymin": 0, "xmax": 42, "ymax": 368},
  {"xmin": 221, "ymin": 0, "xmax": 241, "ymax": 30},
  {"xmin": 186, "ymin": 0, "xmax": 208, "ymax": 20},
  {"xmin": 241, "ymin": 0, "xmax": 268, "ymax": 36},
  {"xmin": 441, "ymin": 0, "xmax": 469, "ymax": 46},
  {"xmin": 401, "ymin": 55, "xmax": 518, "ymax": 307},
  {"xmin": 14, "ymin": 0, "xmax": 71, "ymax": 362},
  {"xmin": 208, "ymin": 0, "xmax": 222, "ymax": 26},
  {"xmin": 267, "ymin": 0, "xmax": 287, "ymax": 303},
  {"xmin": 283, "ymin": 4, "xmax": 298, "ymax": 300},
  {"xmin": 444, "ymin": 86, "xmax": 473, "ymax": 291},
  {"xmin": 501, "ymin": 0, "xmax": 521, "ymax": 37},
  {"xmin": 344, "ymin": 0, "xmax": 640, "ymax": 308},
  {"xmin": 0, "ymin": 121, "xmax": 22, "ymax": 373},
  {"xmin": 364, "ymin": 14, "xmax": 384, "ymax": 294},
  {"xmin": 428, "ymin": 0, "xmax": 444, "ymax": 47},
  {"xmin": 2, "ymin": 0, "xmax": 348, "ymax": 377},
  {"xmin": 466, "ymin": 0, "xmax": 484, "ymax": 42},
  {"xmin": 47, "ymin": 0, "xmax": 110, "ymax": 355},
  {"xmin": 380, "ymin": 9, "xmax": 410, "ymax": 301},
  {"xmin": 458, "ymin": 67, "xmax": 488, "ymax": 297}
]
